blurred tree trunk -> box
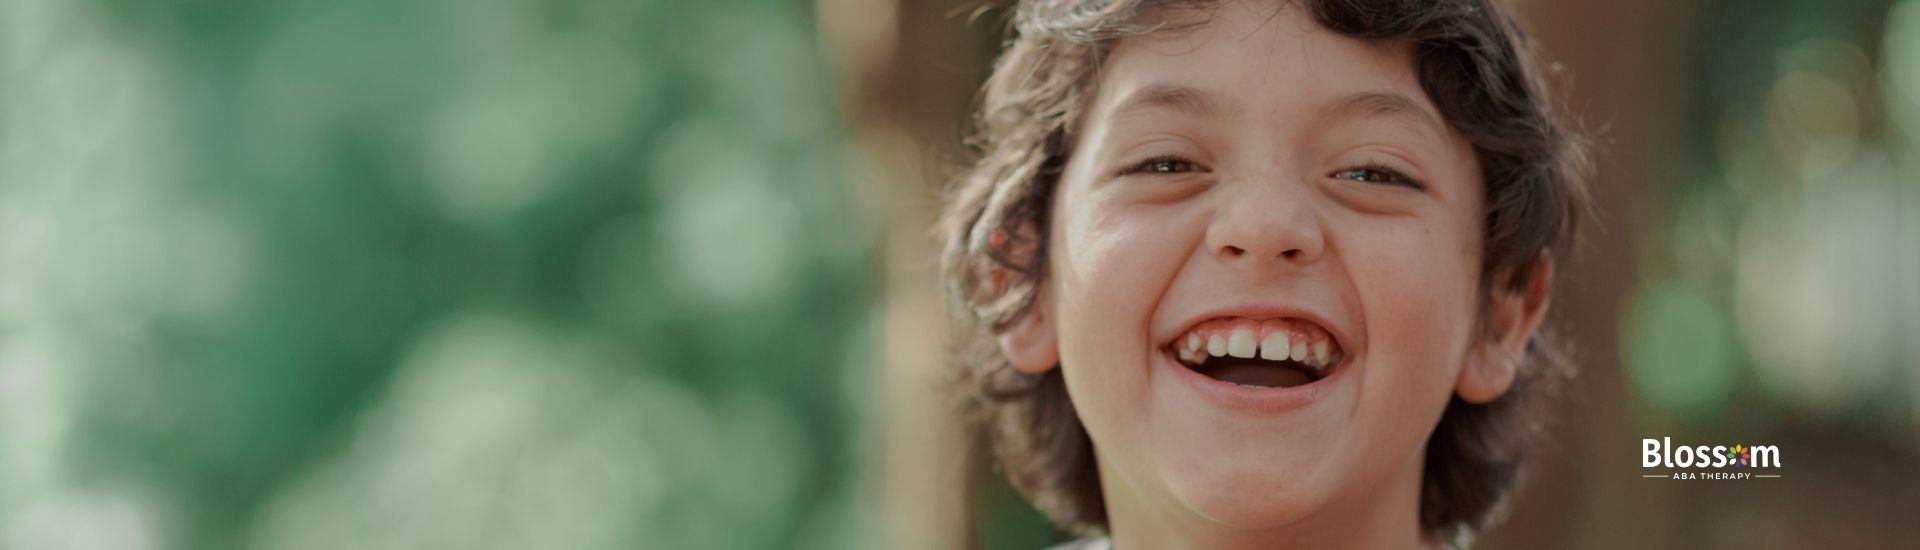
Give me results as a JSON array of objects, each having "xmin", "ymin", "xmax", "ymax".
[
  {"xmin": 1485, "ymin": 0, "xmax": 1692, "ymax": 547},
  {"xmin": 819, "ymin": 0, "xmax": 999, "ymax": 548}
]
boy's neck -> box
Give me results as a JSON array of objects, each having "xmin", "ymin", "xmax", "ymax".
[{"xmin": 1096, "ymin": 450, "xmax": 1437, "ymax": 550}]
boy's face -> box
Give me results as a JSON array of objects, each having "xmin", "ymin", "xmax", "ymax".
[{"xmin": 998, "ymin": 1, "xmax": 1541, "ymax": 537}]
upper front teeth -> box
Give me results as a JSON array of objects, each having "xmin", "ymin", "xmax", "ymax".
[
  {"xmin": 1176, "ymin": 318, "xmax": 1340, "ymax": 369},
  {"xmin": 1259, "ymin": 331, "xmax": 1289, "ymax": 361},
  {"xmin": 1227, "ymin": 330, "xmax": 1256, "ymax": 358}
]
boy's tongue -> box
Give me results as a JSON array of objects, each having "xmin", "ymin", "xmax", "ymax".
[{"xmin": 1203, "ymin": 357, "xmax": 1315, "ymax": 388}]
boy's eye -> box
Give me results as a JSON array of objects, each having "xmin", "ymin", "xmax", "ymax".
[
  {"xmin": 1119, "ymin": 156, "xmax": 1201, "ymax": 176},
  {"xmin": 1330, "ymin": 164, "xmax": 1424, "ymax": 189}
]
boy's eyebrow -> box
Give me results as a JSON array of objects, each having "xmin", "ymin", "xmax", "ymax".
[
  {"xmin": 1322, "ymin": 91, "xmax": 1447, "ymax": 137},
  {"xmin": 1108, "ymin": 83, "xmax": 1237, "ymax": 119}
]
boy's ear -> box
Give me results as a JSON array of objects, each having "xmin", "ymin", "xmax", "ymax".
[
  {"xmin": 986, "ymin": 224, "xmax": 1060, "ymax": 374},
  {"xmin": 1458, "ymin": 252, "xmax": 1554, "ymax": 403},
  {"xmin": 998, "ymin": 284, "xmax": 1061, "ymax": 374}
]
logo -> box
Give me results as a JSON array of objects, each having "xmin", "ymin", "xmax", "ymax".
[{"xmin": 1640, "ymin": 437, "xmax": 1782, "ymax": 480}]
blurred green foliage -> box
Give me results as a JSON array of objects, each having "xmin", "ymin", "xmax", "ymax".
[
  {"xmin": 1623, "ymin": 0, "xmax": 1920, "ymax": 426},
  {"xmin": 0, "ymin": 0, "xmax": 878, "ymax": 549}
]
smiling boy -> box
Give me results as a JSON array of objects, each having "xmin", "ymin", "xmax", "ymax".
[{"xmin": 940, "ymin": 0, "xmax": 1589, "ymax": 548}]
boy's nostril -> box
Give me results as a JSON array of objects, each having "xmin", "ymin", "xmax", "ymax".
[
  {"xmin": 1281, "ymin": 248, "xmax": 1300, "ymax": 259},
  {"xmin": 1224, "ymin": 245, "xmax": 1246, "ymax": 257}
]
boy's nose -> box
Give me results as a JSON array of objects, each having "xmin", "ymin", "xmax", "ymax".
[{"xmin": 1206, "ymin": 179, "xmax": 1325, "ymax": 270}]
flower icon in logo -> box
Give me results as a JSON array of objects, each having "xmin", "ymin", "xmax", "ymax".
[{"xmin": 1728, "ymin": 444, "xmax": 1748, "ymax": 467}]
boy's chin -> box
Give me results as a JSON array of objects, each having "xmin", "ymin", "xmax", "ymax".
[{"xmin": 1156, "ymin": 452, "xmax": 1338, "ymax": 529}]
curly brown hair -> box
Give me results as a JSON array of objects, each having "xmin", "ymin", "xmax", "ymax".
[{"xmin": 938, "ymin": 0, "xmax": 1591, "ymax": 542}]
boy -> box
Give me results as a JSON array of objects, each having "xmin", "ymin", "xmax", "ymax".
[{"xmin": 939, "ymin": 0, "xmax": 1590, "ymax": 547}]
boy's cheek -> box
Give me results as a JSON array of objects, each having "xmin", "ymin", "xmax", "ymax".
[
  {"xmin": 1049, "ymin": 204, "xmax": 1194, "ymax": 400},
  {"xmin": 1344, "ymin": 246, "xmax": 1478, "ymax": 469},
  {"xmin": 1054, "ymin": 203, "xmax": 1192, "ymax": 310},
  {"xmin": 1348, "ymin": 229, "xmax": 1482, "ymax": 387}
]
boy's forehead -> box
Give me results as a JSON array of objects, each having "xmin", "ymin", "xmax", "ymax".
[{"xmin": 1094, "ymin": 1, "xmax": 1436, "ymax": 129}]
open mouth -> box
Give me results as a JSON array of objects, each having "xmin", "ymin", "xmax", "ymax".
[{"xmin": 1165, "ymin": 318, "xmax": 1345, "ymax": 389}]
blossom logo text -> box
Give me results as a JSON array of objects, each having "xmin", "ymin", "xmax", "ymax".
[{"xmin": 1640, "ymin": 437, "xmax": 1782, "ymax": 480}]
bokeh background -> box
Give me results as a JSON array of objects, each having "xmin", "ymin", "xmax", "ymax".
[{"xmin": 1, "ymin": 0, "xmax": 1916, "ymax": 549}]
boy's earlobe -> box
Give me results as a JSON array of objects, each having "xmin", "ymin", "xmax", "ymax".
[
  {"xmin": 1458, "ymin": 252, "xmax": 1555, "ymax": 403},
  {"xmin": 998, "ymin": 285, "xmax": 1061, "ymax": 374}
]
